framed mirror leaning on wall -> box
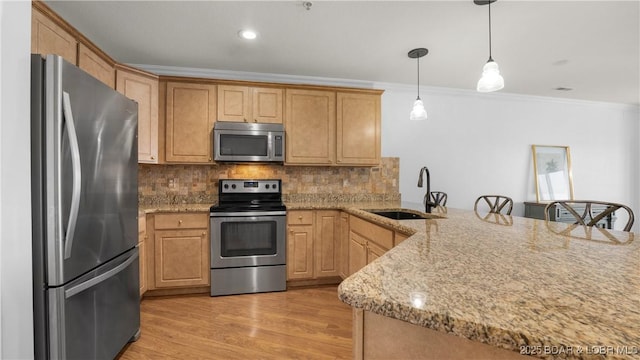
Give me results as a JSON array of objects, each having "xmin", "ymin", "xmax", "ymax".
[{"xmin": 531, "ymin": 145, "xmax": 574, "ymax": 202}]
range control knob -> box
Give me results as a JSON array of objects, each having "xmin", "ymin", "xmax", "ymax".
[
  {"xmin": 272, "ymin": 183, "xmax": 278, "ymax": 190},
  {"xmin": 265, "ymin": 184, "xmax": 270, "ymax": 189},
  {"xmin": 231, "ymin": 184, "xmax": 236, "ymax": 189},
  {"xmin": 223, "ymin": 184, "xmax": 229, "ymax": 189}
]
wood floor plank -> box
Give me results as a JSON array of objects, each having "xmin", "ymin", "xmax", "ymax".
[{"xmin": 117, "ymin": 285, "xmax": 352, "ymax": 359}]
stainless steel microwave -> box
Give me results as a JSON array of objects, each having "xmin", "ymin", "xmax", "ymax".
[{"xmin": 213, "ymin": 121, "xmax": 285, "ymax": 163}]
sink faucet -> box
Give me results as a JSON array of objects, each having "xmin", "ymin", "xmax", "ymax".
[{"xmin": 417, "ymin": 166, "xmax": 434, "ymax": 213}]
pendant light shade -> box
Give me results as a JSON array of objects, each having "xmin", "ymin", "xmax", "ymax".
[
  {"xmin": 408, "ymin": 48, "xmax": 428, "ymax": 121},
  {"xmin": 477, "ymin": 60, "xmax": 504, "ymax": 92},
  {"xmin": 476, "ymin": 0, "xmax": 504, "ymax": 93},
  {"xmin": 410, "ymin": 99, "xmax": 428, "ymax": 121}
]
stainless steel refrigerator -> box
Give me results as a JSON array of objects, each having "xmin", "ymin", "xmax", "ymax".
[{"xmin": 31, "ymin": 54, "xmax": 140, "ymax": 359}]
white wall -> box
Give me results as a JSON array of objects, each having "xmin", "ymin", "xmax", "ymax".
[
  {"xmin": 378, "ymin": 83, "xmax": 640, "ymax": 231},
  {"xmin": 0, "ymin": 1, "xmax": 34, "ymax": 358}
]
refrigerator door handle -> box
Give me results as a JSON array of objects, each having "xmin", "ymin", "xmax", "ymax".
[
  {"xmin": 62, "ymin": 91, "xmax": 82, "ymax": 260},
  {"xmin": 65, "ymin": 250, "xmax": 138, "ymax": 299}
]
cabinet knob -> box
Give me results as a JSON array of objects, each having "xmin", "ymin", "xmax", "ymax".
[
  {"xmin": 150, "ymin": 156, "xmax": 155, "ymax": 160},
  {"xmin": 243, "ymin": 118, "xmax": 247, "ymax": 122},
  {"xmin": 298, "ymin": 216, "xmax": 303, "ymax": 220},
  {"xmin": 202, "ymin": 232, "xmax": 206, "ymax": 236},
  {"xmin": 209, "ymin": 157, "xmax": 212, "ymax": 161},
  {"xmin": 254, "ymin": 119, "xmax": 257, "ymax": 123},
  {"xmin": 178, "ymin": 220, "xmax": 183, "ymax": 225}
]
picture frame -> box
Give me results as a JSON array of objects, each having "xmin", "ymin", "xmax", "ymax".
[{"xmin": 531, "ymin": 145, "xmax": 574, "ymax": 202}]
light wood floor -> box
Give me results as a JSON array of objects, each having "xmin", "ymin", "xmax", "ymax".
[{"xmin": 117, "ymin": 286, "xmax": 352, "ymax": 359}]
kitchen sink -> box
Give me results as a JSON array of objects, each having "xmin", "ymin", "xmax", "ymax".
[{"xmin": 367, "ymin": 210, "xmax": 428, "ymax": 220}]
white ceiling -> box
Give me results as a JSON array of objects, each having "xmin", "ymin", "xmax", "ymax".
[{"xmin": 45, "ymin": 0, "xmax": 640, "ymax": 106}]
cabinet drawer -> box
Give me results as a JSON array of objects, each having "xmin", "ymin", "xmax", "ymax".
[
  {"xmin": 154, "ymin": 213, "xmax": 208, "ymax": 230},
  {"xmin": 288, "ymin": 210, "xmax": 314, "ymax": 225},
  {"xmin": 350, "ymin": 216, "xmax": 393, "ymax": 250}
]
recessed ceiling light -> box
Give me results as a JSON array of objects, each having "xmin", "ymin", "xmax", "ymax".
[
  {"xmin": 238, "ymin": 30, "xmax": 257, "ymax": 40},
  {"xmin": 554, "ymin": 87, "xmax": 573, "ymax": 91}
]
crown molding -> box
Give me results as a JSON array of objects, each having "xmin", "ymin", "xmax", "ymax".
[
  {"xmin": 129, "ymin": 63, "xmax": 639, "ymax": 112},
  {"xmin": 128, "ymin": 63, "xmax": 377, "ymax": 89},
  {"xmin": 375, "ymin": 82, "xmax": 640, "ymax": 112}
]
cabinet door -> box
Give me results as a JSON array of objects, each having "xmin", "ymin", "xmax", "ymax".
[
  {"xmin": 314, "ymin": 211, "xmax": 340, "ymax": 278},
  {"xmin": 394, "ymin": 232, "xmax": 409, "ymax": 246},
  {"xmin": 252, "ymin": 87, "xmax": 283, "ymax": 123},
  {"xmin": 138, "ymin": 239, "xmax": 147, "ymax": 296},
  {"xmin": 31, "ymin": 7, "xmax": 77, "ymax": 64},
  {"xmin": 154, "ymin": 229, "xmax": 209, "ymax": 288},
  {"xmin": 77, "ymin": 43, "xmax": 115, "ymax": 88},
  {"xmin": 339, "ymin": 212, "xmax": 350, "ymax": 279},
  {"xmin": 116, "ymin": 66, "xmax": 159, "ymax": 163},
  {"xmin": 217, "ymin": 85, "xmax": 250, "ymax": 122},
  {"xmin": 367, "ymin": 241, "xmax": 387, "ymax": 265},
  {"xmin": 287, "ymin": 225, "xmax": 314, "ymax": 280},
  {"xmin": 285, "ymin": 89, "xmax": 336, "ymax": 165},
  {"xmin": 349, "ymin": 231, "xmax": 367, "ymax": 276},
  {"xmin": 336, "ymin": 92, "xmax": 381, "ymax": 165},
  {"xmin": 166, "ymin": 82, "xmax": 216, "ymax": 163}
]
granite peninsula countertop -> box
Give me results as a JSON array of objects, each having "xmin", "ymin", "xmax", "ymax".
[
  {"xmin": 139, "ymin": 201, "xmax": 640, "ymax": 358},
  {"xmin": 338, "ymin": 208, "xmax": 640, "ymax": 360}
]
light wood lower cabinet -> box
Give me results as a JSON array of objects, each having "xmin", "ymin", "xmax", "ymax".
[
  {"xmin": 138, "ymin": 214, "xmax": 147, "ymax": 296},
  {"xmin": 287, "ymin": 210, "xmax": 341, "ymax": 281},
  {"xmin": 149, "ymin": 213, "xmax": 210, "ymax": 289},
  {"xmin": 348, "ymin": 215, "xmax": 393, "ymax": 276},
  {"xmin": 338, "ymin": 212, "xmax": 350, "ymax": 279}
]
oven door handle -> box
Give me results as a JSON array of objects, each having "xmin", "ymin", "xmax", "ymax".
[{"xmin": 210, "ymin": 211, "xmax": 287, "ymax": 217}]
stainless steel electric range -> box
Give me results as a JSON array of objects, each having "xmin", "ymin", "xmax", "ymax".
[{"xmin": 209, "ymin": 179, "xmax": 286, "ymax": 296}]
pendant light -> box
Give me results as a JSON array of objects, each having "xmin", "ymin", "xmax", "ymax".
[
  {"xmin": 408, "ymin": 48, "xmax": 428, "ymax": 121},
  {"xmin": 476, "ymin": 0, "xmax": 504, "ymax": 92}
]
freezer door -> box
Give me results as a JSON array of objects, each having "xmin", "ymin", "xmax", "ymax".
[
  {"xmin": 43, "ymin": 55, "xmax": 138, "ymax": 285},
  {"xmin": 48, "ymin": 248, "xmax": 140, "ymax": 359}
]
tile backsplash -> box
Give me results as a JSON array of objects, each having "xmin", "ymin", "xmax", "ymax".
[{"xmin": 139, "ymin": 157, "xmax": 400, "ymax": 205}]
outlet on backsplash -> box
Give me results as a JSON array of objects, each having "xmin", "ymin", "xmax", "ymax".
[{"xmin": 168, "ymin": 178, "xmax": 177, "ymax": 189}]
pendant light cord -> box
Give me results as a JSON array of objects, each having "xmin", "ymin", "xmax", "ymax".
[
  {"xmin": 488, "ymin": 1, "xmax": 493, "ymax": 61},
  {"xmin": 416, "ymin": 55, "xmax": 420, "ymax": 99}
]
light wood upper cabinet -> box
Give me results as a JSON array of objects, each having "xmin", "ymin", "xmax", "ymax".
[
  {"xmin": 218, "ymin": 85, "xmax": 283, "ymax": 124},
  {"xmin": 337, "ymin": 92, "xmax": 381, "ymax": 166},
  {"xmin": 165, "ymin": 82, "xmax": 216, "ymax": 163},
  {"xmin": 285, "ymin": 89, "xmax": 336, "ymax": 165},
  {"xmin": 217, "ymin": 85, "xmax": 250, "ymax": 122},
  {"xmin": 78, "ymin": 43, "xmax": 115, "ymax": 88},
  {"xmin": 31, "ymin": 6, "xmax": 77, "ymax": 64},
  {"xmin": 252, "ymin": 87, "xmax": 283, "ymax": 123},
  {"xmin": 116, "ymin": 65, "xmax": 159, "ymax": 163}
]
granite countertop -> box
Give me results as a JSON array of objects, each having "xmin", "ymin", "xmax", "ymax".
[
  {"xmin": 139, "ymin": 200, "xmax": 640, "ymax": 358},
  {"xmin": 338, "ymin": 208, "xmax": 640, "ymax": 359}
]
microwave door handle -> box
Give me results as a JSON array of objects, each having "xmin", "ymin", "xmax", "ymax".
[{"xmin": 62, "ymin": 91, "xmax": 82, "ymax": 259}]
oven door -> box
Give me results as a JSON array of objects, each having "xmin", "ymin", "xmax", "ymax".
[{"xmin": 210, "ymin": 212, "xmax": 286, "ymax": 268}]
